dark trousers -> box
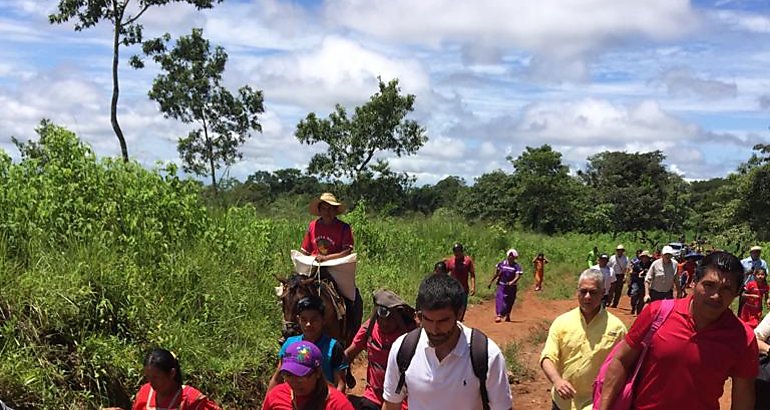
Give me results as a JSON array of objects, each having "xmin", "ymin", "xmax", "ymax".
[
  {"xmin": 608, "ymin": 274, "xmax": 625, "ymax": 307},
  {"xmin": 649, "ymin": 289, "xmax": 674, "ymax": 302},
  {"xmin": 552, "ymin": 401, "xmax": 561, "ymax": 410}
]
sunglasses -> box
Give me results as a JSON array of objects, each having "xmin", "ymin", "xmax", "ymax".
[{"xmin": 377, "ymin": 306, "xmax": 393, "ymax": 318}]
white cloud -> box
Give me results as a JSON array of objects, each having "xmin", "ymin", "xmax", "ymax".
[
  {"xmin": 656, "ymin": 67, "xmax": 737, "ymax": 99},
  {"xmin": 248, "ymin": 36, "xmax": 431, "ymax": 110},
  {"xmin": 325, "ymin": 0, "xmax": 699, "ymax": 80},
  {"xmin": 711, "ymin": 10, "xmax": 770, "ymax": 34}
]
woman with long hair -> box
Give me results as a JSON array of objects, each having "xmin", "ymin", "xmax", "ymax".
[
  {"xmin": 103, "ymin": 348, "xmax": 220, "ymax": 410},
  {"xmin": 262, "ymin": 340, "xmax": 353, "ymax": 410}
]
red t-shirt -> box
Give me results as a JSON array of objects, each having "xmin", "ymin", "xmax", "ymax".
[
  {"xmin": 261, "ymin": 382, "xmax": 354, "ymax": 410},
  {"xmin": 625, "ymin": 296, "xmax": 758, "ymax": 410},
  {"xmin": 132, "ymin": 383, "xmax": 220, "ymax": 410},
  {"xmin": 445, "ymin": 256, "xmax": 474, "ymax": 293},
  {"xmin": 350, "ymin": 319, "xmax": 412, "ymax": 409},
  {"xmin": 301, "ymin": 219, "xmax": 354, "ymax": 256}
]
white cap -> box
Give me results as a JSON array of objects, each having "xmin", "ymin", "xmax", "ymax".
[
  {"xmin": 661, "ymin": 245, "xmax": 674, "ymax": 255},
  {"xmin": 506, "ymin": 249, "xmax": 519, "ymax": 258}
]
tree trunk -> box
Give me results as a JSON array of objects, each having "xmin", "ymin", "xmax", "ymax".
[
  {"xmin": 202, "ymin": 120, "xmax": 217, "ymax": 195},
  {"xmin": 112, "ymin": 3, "xmax": 129, "ymax": 162}
]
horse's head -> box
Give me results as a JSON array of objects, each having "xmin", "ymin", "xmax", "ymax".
[{"xmin": 275, "ymin": 273, "xmax": 317, "ymax": 341}]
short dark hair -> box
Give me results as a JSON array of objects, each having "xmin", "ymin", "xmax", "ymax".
[
  {"xmin": 416, "ymin": 274, "xmax": 465, "ymax": 314},
  {"xmin": 144, "ymin": 348, "xmax": 182, "ymax": 384},
  {"xmin": 452, "ymin": 242, "xmax": 464, "ymax": 252},
  {"xmin": 295, "ymin": 295, "xmax": 325, "ymax": 316},
  {"xmin": 434, "ymin": 261, "xmax": 447, "ymax": 273},
  {"xmin": 694, "ymin": 251, "xmax": 744, "ymax": 293}
]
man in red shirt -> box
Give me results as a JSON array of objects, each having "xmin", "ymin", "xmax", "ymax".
[
  {"xmin": 344, "ymin": 290, "xmax": 416, "ymax": 410},
  {"xmin": 301, "ymin": 193, "xmax": 354, "ymax": 262},
  {"xmin": 598, "ymin": 251, "xmax": 758, "ymax": 410},
  {"xmin": 445, "ymin": 243, "xmax": 476, "ymax": 321}
]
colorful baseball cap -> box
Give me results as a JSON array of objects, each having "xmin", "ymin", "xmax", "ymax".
[{"xmin": 280, "ymin": 340, "xmax": 322, "ymax": 377}]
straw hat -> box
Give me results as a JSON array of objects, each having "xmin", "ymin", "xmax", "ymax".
[
  {"xmin": 751, "ymin": 245, "xmax": 762, "ymax": 252},
  {"xmin": 308, "ymin": 193, "xmax": 347, "ymax": 216}
]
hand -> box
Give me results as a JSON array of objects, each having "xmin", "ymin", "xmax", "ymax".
[
  {"xmin": 314, "ymin": 255, "xmax": 327, "ymax": 263},
  {"xmin": 553, "ymin": 378, "xmax": 576, "ymax": 400},
  {"xmin": 487, "ymin": 283, "xmax": 492, "ymax": 289},
  {"xmin": 469, "ymin": 288, "xmax": 476, "ymax": 296},
  {"xmin": 643, "ymin": 295, "xmax": 651, "ymax": 303}
]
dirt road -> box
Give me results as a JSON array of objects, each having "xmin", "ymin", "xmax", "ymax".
[{"xmin": 348, "ymin": 287, "xmax": 734, "ymax": 409}]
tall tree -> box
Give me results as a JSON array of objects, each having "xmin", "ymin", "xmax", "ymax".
[
  {"xmin": 509, "ymin": 145, "xmax": 585, "ymax": 233},
  {"xmin": 295, "ymin": 78, "xmax": 427, "ymax": 181},
  {"xmin": 50, "ymin": 0, "xmax": 221, "ymax": 162},
  {"xmin": 579, "ymin": 150, "xmax": 673, "ymax": 233},
  {"xmin": 136, "ymin": 29, "xmax": 264, "ymax": 193}
]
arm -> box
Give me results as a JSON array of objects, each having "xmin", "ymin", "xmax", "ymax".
[
  {"xmin": 541, "ymin": 358, "xmax": 576, "ymax": 400},
  {"xmin": 344, "ymin": 344, "xmax": 364, "ymax": 363},
  {"xmin": 382, "ymin": 402, "xmax": 401, "ymax": 410},
  {"xmin": 267, "ymin": 360, "xmax": 283, "ymax": 391},
  {"xmin": 511, "ymin": 269, "xmax": 522, "ymax": 286},
  {"xmin": 730, "ymin": 377, "xmax": 755, "ymax": 410},
  {"xmin": 673, "ymin": 264, "xmax": 681, "ymax": 298},
  {"xmin": 598, "ymin": 340, "xmax": 642, "ymax": 410},
  {"xmin": 469, "ymin": 259, "xmax": 476, "ymax": 296},
  {"xmin": 334, "ymin": 369, "xmax": 346, "ymax": 392},
  {"xmin": 315, "ymin": 247, "xmax": 352, "ymax": 262},
  {"xmin": 488, "ymin": 269, "xmax": 500, "ymax": 288},
  {"xmin": 758, "ymin": 338, "xmax": 769, "ymax": 355}
]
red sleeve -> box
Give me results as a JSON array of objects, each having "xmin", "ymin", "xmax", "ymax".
[
  {"xmin": 731, "ymin": 329, "xmax": 760, "ymax": 379},
  {"xmin": 445, "ymin": 258, "xmax": 454, "ymax": 271},
  {"xmin": 351, "ymin": 319, "xmax": 371, "ymax": 350},
  {"xmin": 132, "ymin": 384, "xmax": 150, "ymax": 410},
  {"xmin": 625, "ymin": 301, "xmax": 660, "ymax": 349},
  {"xmin": 191, "ymin": 397, "xmax": 221, "ymax": 410},
  {"xmin": 301, "ymin": 221, "xmax": 314, "ymax": 253},
  {"xmin": 328, "ymin": 388, "xmax": 355, "ymax": 410}
]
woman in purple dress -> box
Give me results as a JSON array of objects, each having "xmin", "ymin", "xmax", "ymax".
[{"xmin": 489, "ymin": 248, "xmax": 522, "ymax": 322}]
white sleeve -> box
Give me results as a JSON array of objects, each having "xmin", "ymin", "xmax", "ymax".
[
  {"xmin": 382, "ymin": 333, "xmax": 407, "ymax": 404},
  {"xmin": 486, "ymin": 339, "xmax": 513, "ymax": 410},
  {"xmin": 644, "ymin": 261, "xmax": 655, "ymax": 285},
  {"xmin": 756, "ymin": 313, "xmax": 770, "ymax": 343}
]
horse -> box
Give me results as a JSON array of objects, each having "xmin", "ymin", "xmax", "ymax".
[{"xmin": 275, "ymin": 271, "xmax": 349, "ymax": 347}]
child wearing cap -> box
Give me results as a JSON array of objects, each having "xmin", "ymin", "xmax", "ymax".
[
  {"xmin": 489, "ymin": 249, "xmax": 522, "ymax": 322},
  {"xmin": 268, "ymin": 296, "xmax": 348, "ymax": 392},
  {"xmin": 262, "ymin": 341, "xmax": 354, "ymax": 410}
]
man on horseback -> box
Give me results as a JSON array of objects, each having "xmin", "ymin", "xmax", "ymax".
[{"xmin": 297, "ymin": 193, "xmax": 363, "ymax": 350}]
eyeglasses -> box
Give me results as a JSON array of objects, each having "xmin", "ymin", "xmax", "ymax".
[
  {"xmin": 578, "ymin": 289, "xmax": 601, "ymax": 296},
  {"xmin": 377, "ymin": 306, "xmax": 393, "ymax": 318}
]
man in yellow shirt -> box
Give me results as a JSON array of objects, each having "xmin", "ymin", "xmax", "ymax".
[{"xmin": 540, "ymin": 268, "xmax": 627, "ymax": 410}]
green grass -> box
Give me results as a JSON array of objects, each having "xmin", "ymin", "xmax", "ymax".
[
  {"xmin": 0, "ymin": 203, "xmax": 674, "ymax": 409},
  {"xmin": 502, "ymin": 340, "xmax": 535, "ymax": 384}
]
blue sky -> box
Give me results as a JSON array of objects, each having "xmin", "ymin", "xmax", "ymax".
[{"xmin": 1, "ymin": 0, "xmax": 769, "ymax": 184}]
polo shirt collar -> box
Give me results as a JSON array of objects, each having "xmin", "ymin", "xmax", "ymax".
[
  {"xmin": 675, "ymin": 295, "xmax": 735, "ymax": 330},
  {"xmin": 421, "ymin": 322, "xmax": 469, "ymax": 359},
  {"xmin": 578, "ymin": 306, "xmax": 607, "ymax": 327}
]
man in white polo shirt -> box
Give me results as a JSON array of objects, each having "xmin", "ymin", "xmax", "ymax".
[{"xmin": 381, "ymin": 274, "xmax": 512, "ymax": 410}]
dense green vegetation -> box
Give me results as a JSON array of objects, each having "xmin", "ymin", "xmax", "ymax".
[{"xmin": 0, "ymin": 123, "xmax": 673, "ymax": 409}]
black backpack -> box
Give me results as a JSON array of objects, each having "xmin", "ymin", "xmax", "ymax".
[{"xmin": 394, "ymin": 327, "xmax": 491, "ymax": 410}]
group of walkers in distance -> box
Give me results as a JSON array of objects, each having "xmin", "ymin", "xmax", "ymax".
[{"xmin": 68, "ymin": 191, "xmax": 767, "ymax": 410}]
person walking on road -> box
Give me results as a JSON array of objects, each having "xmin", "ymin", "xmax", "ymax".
[
  {"xmin": 540, "ymin": 268, "xmax": 626, "ymax": 410},
  {"xmin": 591, "ymin": 254, "xmax": 613, "ymax": 307},
  {"xmin": 489, "ymin": 249, "xmax": 522, "ymax": 323},
  {"xmin": 606, "ymin": 245, "xmax": 629, "ymax": 308},
  {"xmin": 643, "ymin": 245, "xmax": 680, "ymax": 303},
  {"xmin": 587, "ymin": 246, "xmax": 599, "ymax": 269},
  {"xmin": 598, "ymin": 251, "xmax": 758, "ymax": 410},
  {"xmin": 445, "ymin": 242, "xmax": 476, "ymax": 321},
  {"xmin": 381, "ymin": 274, "xmax": 513, "ymax": 410},
  {"xmin": 533, "ymin": 252, "xmax": 550, "ymax": 292},
  {"xmin": 628, "ymin": 251, "xmax": 652, "ymax": 316}
]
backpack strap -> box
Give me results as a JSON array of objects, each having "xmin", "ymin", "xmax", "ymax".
[
  {"xmin": 395, "ymin": 327, "xmax": 422, "ymax": 394},
  {"xmin": 470, "ymin": 328, "xmax": 490, "ymax": 410},
  {"xmin": 364, "ymin": 312, "xmax": 379, "ymax": 346}
]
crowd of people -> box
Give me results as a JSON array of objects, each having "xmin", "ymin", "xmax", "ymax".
[{"xmin": 69, "ymin": 192, "xmax": 769, "ymax": 410}]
